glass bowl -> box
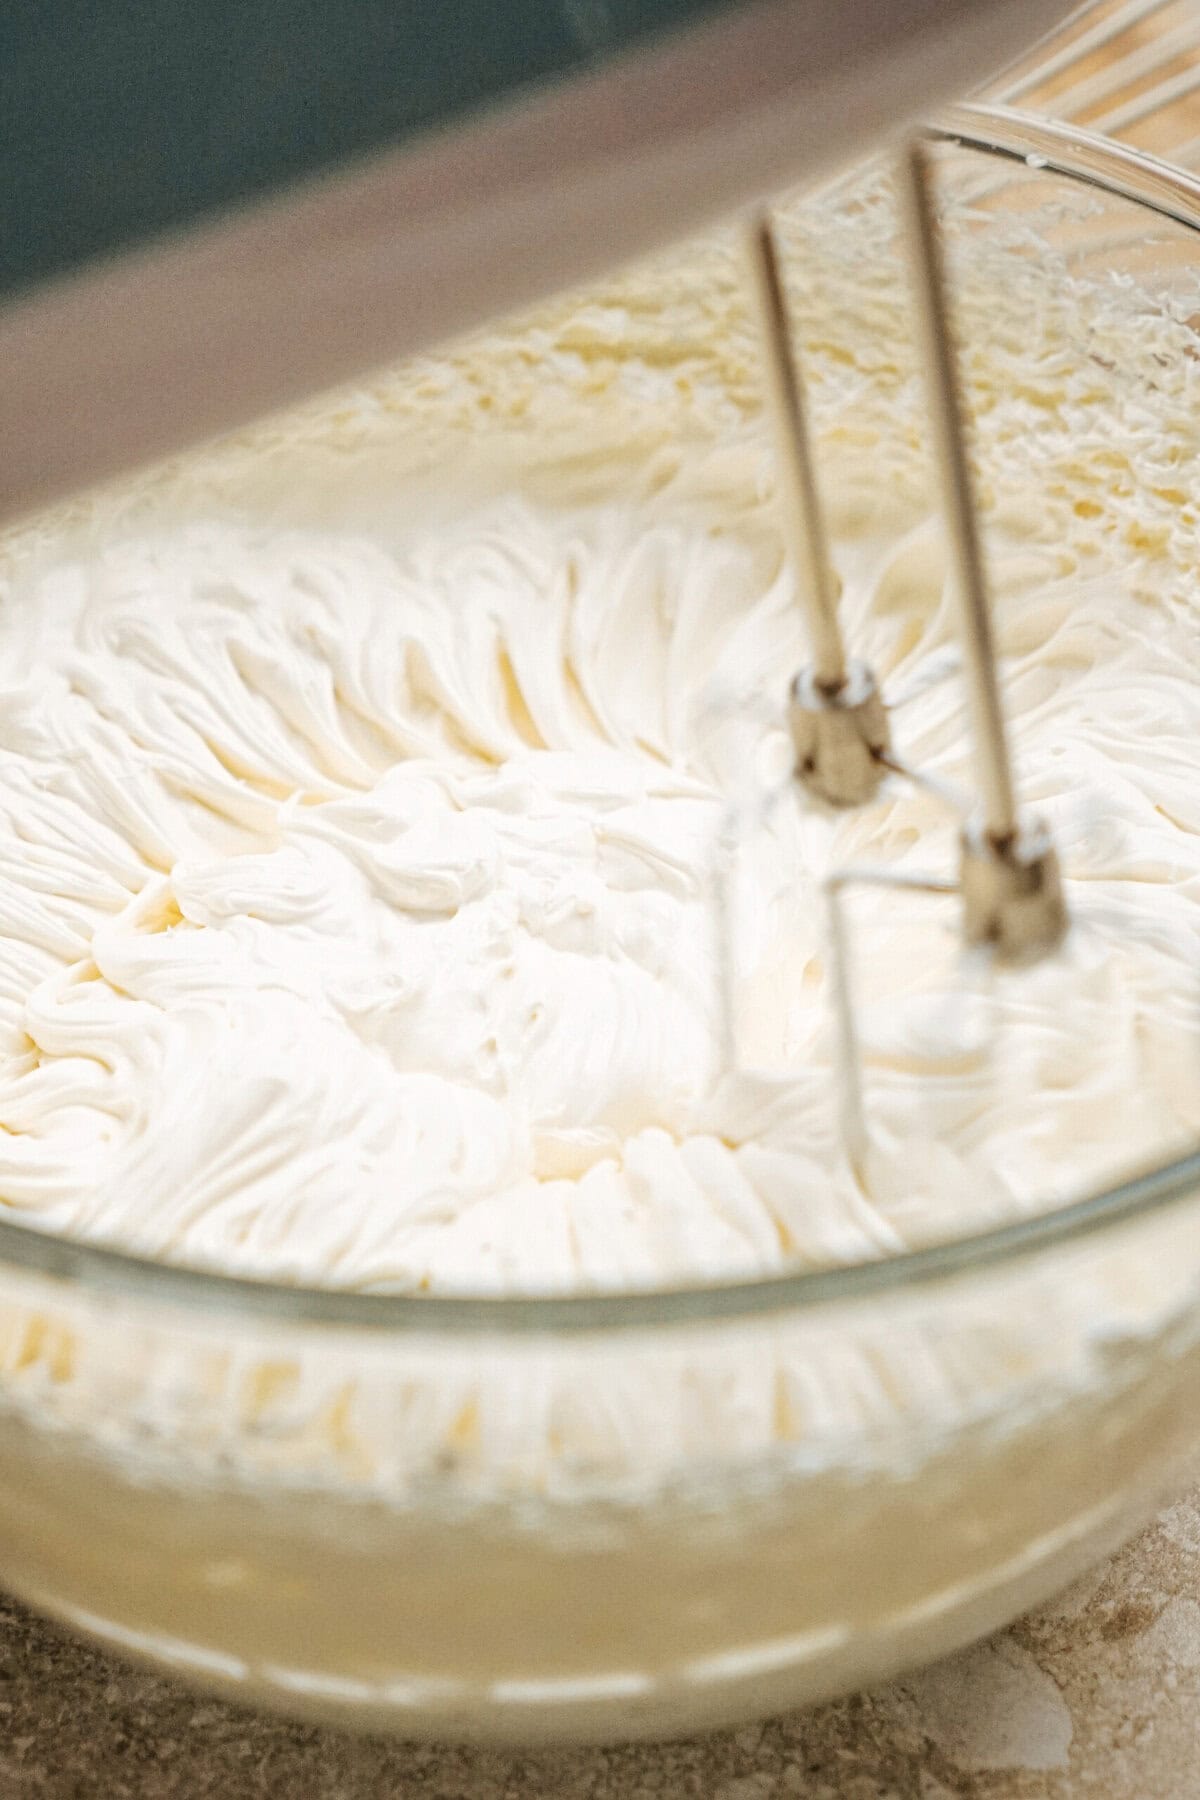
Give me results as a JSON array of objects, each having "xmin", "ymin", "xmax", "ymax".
[{"xmin": 2, "ymin": 108, "xmax": 1200, "ymax": 1745}]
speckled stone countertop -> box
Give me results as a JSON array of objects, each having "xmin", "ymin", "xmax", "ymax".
[{"xmin": 5, "ymin": 1480, "xmax": 1200, "ymax": 1799}]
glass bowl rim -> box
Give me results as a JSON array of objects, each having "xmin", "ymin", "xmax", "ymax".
[{"xmin": 5, "ymin": 104, "xmax": 1200, "ymax": 1337}]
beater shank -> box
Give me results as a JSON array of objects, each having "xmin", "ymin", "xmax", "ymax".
[
  {"xmin": 901, "ymin": 137, "xmax": 1066, "ymax": 961},
  {"xmin": 743, "ymin": 214, "xmax": 847, "ymax": 693},
  {"xmin": 745, "ymin": 211, "xmax": 891, "ymax": 808}
]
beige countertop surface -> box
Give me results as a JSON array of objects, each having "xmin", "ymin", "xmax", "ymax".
[{"xmin": 4, "ymin": 1476, "xmax": 1200, "ymax": 1800}]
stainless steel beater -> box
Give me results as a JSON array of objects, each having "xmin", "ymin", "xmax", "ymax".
[{"xmin": 739, "ymin": 138, "xmax": 1067, "ymax": 1174}]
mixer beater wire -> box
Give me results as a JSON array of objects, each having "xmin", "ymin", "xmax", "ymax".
[
  {"xmin": 734, "ymin": 140, "xmax": 1069, "ymax": 1177},
  {"xmin": 901, "ymin": 141, "xmax": 1017, "ymax": 847}
]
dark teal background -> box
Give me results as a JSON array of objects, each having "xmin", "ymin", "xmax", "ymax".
[{"xmin": 1, "ymin": 0, "xmax": 729, "ymax": 301}]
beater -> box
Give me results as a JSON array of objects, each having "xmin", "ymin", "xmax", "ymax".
[{"xmin": 708, "ymin": 133, "xmax": 1072, "ymax": 1176}]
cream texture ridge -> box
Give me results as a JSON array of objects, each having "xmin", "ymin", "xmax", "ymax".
[{"xmin": 1, "ymin": 169, "xmax": 1200, "ymax": 1299}]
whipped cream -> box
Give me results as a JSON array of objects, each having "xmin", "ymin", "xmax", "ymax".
[
  {"xmin": 1, "ymin": 160, "xmax": 1200, "ymax": 1742},
  {"xmin": 1, "ymin": 177, "xmax": 1199, "ymax": 1303}
]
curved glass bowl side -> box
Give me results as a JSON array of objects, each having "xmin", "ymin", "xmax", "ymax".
[
  {"xmin": 0, "ymin": 1189, "xmax": 1198, "ymax": 1739},
  {"xmin": 0, "ymin": 109, "xmax": 1198, "ymax": 1740},
  {"xmin": 0, "ymin": 118, "xmax": 1198, "ymax": 1337}
]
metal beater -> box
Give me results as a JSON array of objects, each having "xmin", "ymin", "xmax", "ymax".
[{"xmin": 739, "ymin": 138, "xmax": 1068, "ymax": 1176}]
